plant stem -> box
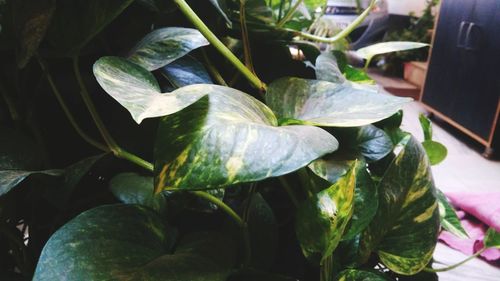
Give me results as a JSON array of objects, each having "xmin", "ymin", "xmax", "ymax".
[
  {"xmin": 118, "ymin": 149, "xmax": 154, "ymax": 172},
  {"xmin": 288, "ymin": 0, "xmax": 375, "ymax": 44},
  {"xmin": 0, "ymin": 81, "xmax": 20, "ymax": 121},
  {"xmin": 201, "ymin": 49, "xmax": 228, "ymax": 86},
  {"xmin": 423, "ymin": 248, "xmax": 488, "ymax": 272},
  {"xmin": 36, "ymin": 56, "xmax": 109, "ymax": 152},
  {"xmin": 279, "ymin": 176, "xmax": 299, "ymax": 207},
  {"xmin": 192, "ymin": 191, "xmax": 244, "ymax": 227},
  {"xmin": 276, "ymin": 0, "xmax": 303, "ymax": 28},
  {"xmin": 72, "ymin": 56, "xmax": 120, "ymax": 152},
  {"xmin": 239, "ymin": 0, "xmax": 256, "ymax": 73},
  {"xmin": 172, "ymin": 0, "xmax": 266, "ymax": 91}
]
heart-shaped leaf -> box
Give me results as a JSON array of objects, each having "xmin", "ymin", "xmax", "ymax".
[
  {"xmin": 295, "ymin": 162, "xmax": 356, "ymax": 264},
  {"xmin": 93, "ymin": 56, "xmax": 207, "ymax": 123},
  {"xmin": 161, "ymin": 55, "xmax": 213, "ymax": 88},
  {"xmin": 355, "ymin": 41, "xmax": 429, "ymax": 66},
  {"xmin": 33, "ymin": 204, "xmax": 236, "ymax": 281},
  {"xmin": 45, "ymin": 0, "xmax": 134, "ymax": 55},
  {"xmin": 484, "ymin": 228, "xmax": 500, "ymax": 249},
  {"xmin": 337, "ymin": 269, "xmax": 391, "ymax": 281},
  {"xmin": 0, "ymin": 169, "xmax": 62, "ymax": 197},
  {"xmin": 315, "ymin": 51, "xmax": 345, "ymax": 83},
  {"xmin": 128, "ymin": 27, "xmax": 209, "ymax": 71},
  {"xmin": 360, "ymin": 136, "xmax": 440, "ymax": 275},
  {"xmin": 422, "ymin": 141, "xmax": 447, "ymax": 165},
  {"xmin": 309, "ymin": 159, "xmax": 378, "ymax": 240},
  {"xmin": 436, "ymin": 189, "xmax": 468, "ymax": 239},
  {"xmin": 266, "ymin": 77, "xmax": 411, "ymax": 127},
  {"xmin": 110, "ymin": 173, "xmax": 167, "ymax": 213},
  {"xmin": 154, "ymin": 87, "xmax": 338, "ymax": 191}
]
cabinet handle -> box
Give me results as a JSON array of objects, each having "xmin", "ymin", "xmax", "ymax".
[
  {"xmin": 457, "ymin": 21, "xmax": 468, "ymax": 48},
  {"xmin": 465, "ymin": 22, "xmax": 481, "ymax": 51}
]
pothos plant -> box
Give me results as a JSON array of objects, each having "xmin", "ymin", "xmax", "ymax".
[{"xmin": 1, "ymin": 0, "xmax": 499, "ymax": 280}]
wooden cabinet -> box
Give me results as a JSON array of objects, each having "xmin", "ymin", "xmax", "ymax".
[{"xmin": 421, "ymin": 0, "xmax": 500, "ymax": 157}]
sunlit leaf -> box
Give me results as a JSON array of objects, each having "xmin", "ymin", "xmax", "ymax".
[
  {"xmin": 355, "ymin": 41, "xmax": 429, "ymax": 65},
  {"xmin": 422, "ymin": 140, "xmax": 447, "ymax": 165},
  {"xmin": 128, "ymin": 27, "xmax": 209, "ymax": 71},
  {"xmin": 266, "ymin": 77, "xmax": 411, "ymax": 127},
  {"xmin": 295, "ymin": 163, "xmax": 356, "ymax": 263},
  {"xmin": 360, "ymin": 136, "xmax": 440, "ymax": 275},
  {"xmin": 154, "ymin": 88, "xmax": 338, "ymax": 191},
  {"xmin": 484, "ymin": 228, "xmax": 500, "ymax": 249},
  {"xmin": 418, "ymin": 114, "xmax": 432, "ymax": 141}
]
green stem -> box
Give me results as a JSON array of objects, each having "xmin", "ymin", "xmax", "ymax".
[
  {"xmin": 288, "ymin": 0, "xmax": 375, "ymax": 43},
  {"xmin": 423, "ymin": 248, "xmax": 488, "ymax": 272},
  {"xmin": 172, "ymin": 0, "xmax": 266, "ymax": 91},
  {"xmin": 192, "ymin": 191, "xmax": 244, "ymax": 227},
  {"xmin": 202, "ymin": 50, "xmax": 228, "ymax": 86},
  {"xmin": 72, "ymin": 56, "xmax": 120, "ymax": 152},
  {"xmin": 276, "ymin": 0, "xmax": 303, "ymax": 28},
  {"xmin": 36, "ymin": 56, "xmax": 109, "ymax": 152},
  {"xmin": 0, "ymin": 81, "xmax": 20, "ymax": 121},
  {"xmin": 279, "ymin": 176, "xmax": 299, "ymax": 207},
  {"xmin": 117, "ymin": 149, "xmax": 154, "ymax": 172}
]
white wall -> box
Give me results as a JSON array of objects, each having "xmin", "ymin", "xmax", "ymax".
[{"xmin": 387, "ymin": 0, "xmax": 428, "ymax": 16}]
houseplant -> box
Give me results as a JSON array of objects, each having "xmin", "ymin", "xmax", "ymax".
[{"xmin": 0, "ymin": 0, "xmax": 498, "ymax": 280}]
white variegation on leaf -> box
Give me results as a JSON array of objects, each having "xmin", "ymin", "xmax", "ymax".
[
  {"xmin": 266, "ymin": 77, "xmax": 412, "ymax": 127},
  {"xmin": 355, "ymin": 41, "xmax": 429, "ymax": 66}
]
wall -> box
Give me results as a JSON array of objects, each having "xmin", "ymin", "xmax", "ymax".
[{"xmin": 387, "ymin": 0, "xmax": 428, "ymax": 16}]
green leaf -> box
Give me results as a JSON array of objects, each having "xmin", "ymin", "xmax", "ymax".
[
  {"xmin": 13, "ymin": 0, "xmax": 55, "ymax": 68},
  {"xmin": 45, "ymin": 0, "xmax": 135, "ymax": 55},
  {"xmin": 44, "ymin": 154, "xmax": 107, "ymax": 209},
  {"xmin": 227, "ymin": 268, "xmax": 296, "ymax": 281},
  {"xmin": 161, "ymin": 55, "xmax": 213, "ymax": 88},
  {"xmin": 295, "ymin": 163, "xmax": 356, "ymax": 263},
  {"xmin": 110, "ymin": 173, "xmax": 167, "ymax": 213},
  {"xmin": 436, "ymin": 189, "xmax": 468, "ymax": 239},
  {"xmin": 245, "ymin": 193, "xmax": 278, "ymax": 270},
  {"xmin": 309, "ymin": 158, "xmax": 378, "ymax": 240},
  {"xmin": 484, "ymin": 228, "xmax": 500, "ymax": 249},
  {"xmin": 422, "ymin": 140, "xmax": 447, "ymax": 165},
  {"xmin": 266, "ymin": 77, "xmax": 411, "ymax": 127},
  {"xmin": 418, "ymin": 114, "xmax": 432, "ymax": 141},
  {"xmin": 337, "ymin": 269, "xmax": 391, "ymax": 281},
  {"xmin": 33, "ymin": 204, "xmax": 236, "ymax": 281},
  {"xmin": 0, "ymin": 169, "xmax": 62, "ymax": 197},
  {"xmin": 154, "ymin": 88, "xmax": 338, "ymax": 191},
  {"xmin": 361, "ymin": 136, "xmax": 440, "ymax": 275},
  {"xmin": 128, "ymin": 27, "xmax": 209, "ymax": 71},
  {"xmin": 93, "ymin": 56, "xmax": 207, "ymax": 123},
  {"xmin": 355, "ymin": 41, "xmax": 429, "ymax": 65},
  {"xmin": 315, "ymin": 51, "xmax": 345, "ymax": 83},
  {"xmin": 344, "ymin": 65, "xmax": 374, "ymax": 84},
  {"xmin": 244, "ymin": 0, "xmax": 275, "ymax": 24}
]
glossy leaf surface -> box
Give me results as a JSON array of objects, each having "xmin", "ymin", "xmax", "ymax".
[
  {"xmin": 295, "ymin": 164, "xmax": 356, "ymax": 263},
  {"xmin": 154, "ymin": 88, "xmax": 338, "ymax": 191},
  {"xmin": 361, "ymin": 137, "xmax": 440, "ymax": 275},
  {"xmin": 436, "ymin": 189, "xmax": 468, "ymax": 239},
  {"xmin": 128, "ymin": 27, "xmax": 209, "ymax": 71},
  {"xmin": 315, "ymin": 52, "xmax": 345, "ymax": 83},
  {"xmin": 93, "ymin": 56, "xmax": 206, "ymax": 123},
  {"xmin": 355, "ymin": 41, "xmax": 429, "ymax": 64},
  {"xmin": 110, "ymin": 173, "xmax": 167, "ymax": 213},
  {"xmin": 337, "ymin": 269, "xmax": 390, "ymax": 281},
  {"xmin": 161, "ymin": 55, "xmax": 213, "ymax": 88},
  {"xmin": 484, "ymin": 228, "xmax": 500, "ymax": 248},
  {"xmin": 46, "ymin": 0, "xmax": 134, "ymax": 55},
  {"xmin": 266, "ymin": 77, "xmax": 411, "ymax": 127},
  {"xmin": 33, "ymin": 204, "xmax": 235, "ymax": 281}
]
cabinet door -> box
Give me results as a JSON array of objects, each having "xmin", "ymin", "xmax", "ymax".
[
  {"xmin": 449, "ymin": 0, "xmax": 500, "ymax": 140},
  {"xmin": 423, "ymin": 0, "xmax": 500, "ymax": 140}
]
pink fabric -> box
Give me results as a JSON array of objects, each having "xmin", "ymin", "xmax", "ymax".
[{"xmin": 438, "ymin": 192, "xmax": 500, "ymax": 263}]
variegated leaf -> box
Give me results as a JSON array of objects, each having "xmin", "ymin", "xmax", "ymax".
[
  {"xmin": 154, "ymin": 86, "xmax": 338, "ymax": 192},
  {"xmin": 128, "ymin": 27, "xmax": 209, "ymax": 71},
  {"xmin": 33, "ymin": 204, "xmax": 236, "ymax": 281},
  {"xmin": 337, "ymin": 269, "xmax": 390, "ymax": 281},
  {"xmin": 110, "ymin": 173, "xmax": 167, "ymax": 213},
  {"xmin": 93, "ymin": 56, "xmax": 206, "ymax": 123},
  {"xmin": 436, "ymin": 189, "xmax": 468, "ymax": 239},
  {"xmin": 266, "ymin": 77, "xmax": 411, "ymax": 127},
  {"xmin": 315, "ymin": 51, "xmax": 345, "ymax": 83},
  {"xmin": 360, "ymin": 136, "xmax": 440, "ymax": 275},
  {"xmin": 295, "ymin": 163, "xmax": 356, "ymax": 264},
  {"xmin": 355, "ymin": 41, "xmax": 429, "ymax": 65}
]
